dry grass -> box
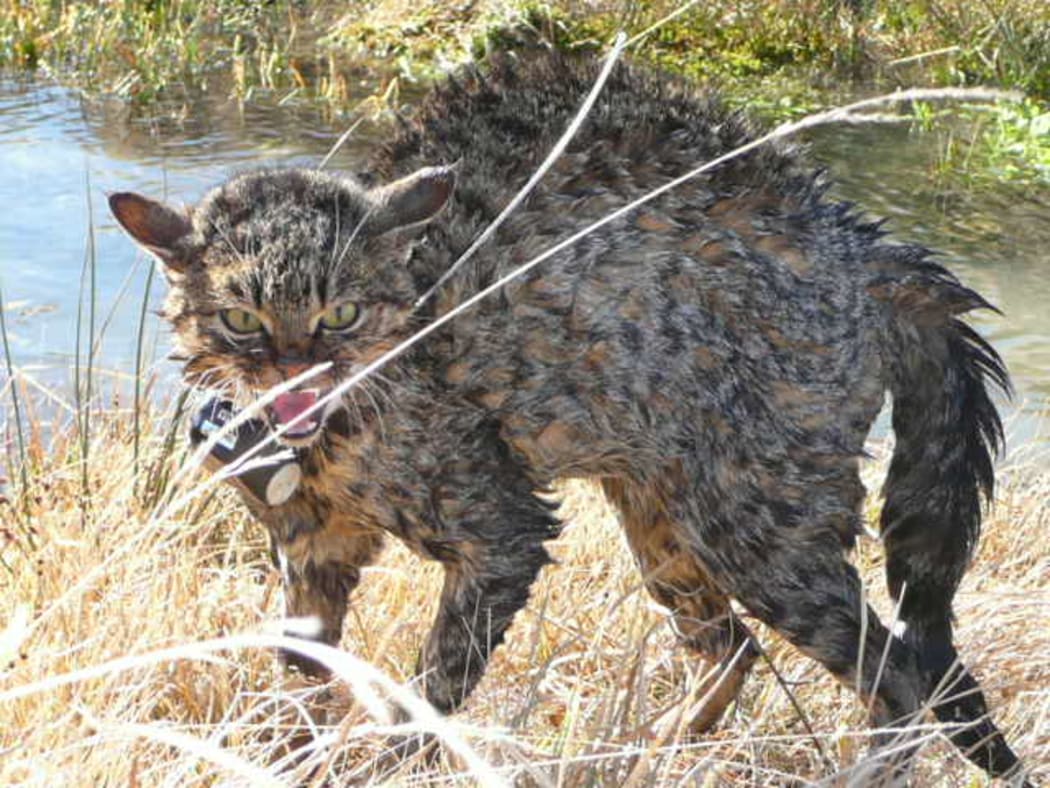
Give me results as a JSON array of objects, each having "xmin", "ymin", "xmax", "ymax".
[
  {"xmin": 0, "ymin": 395, "xmax": 1046, "ymax": 786},
  {"xmin": 2, "ymin": 3, "xmax": 1047, "ymax": 783}
]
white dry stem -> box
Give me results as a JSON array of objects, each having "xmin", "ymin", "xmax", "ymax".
[
  {"xmin": 857, "ymin": 578, "xmax": 869, "ymax": 702},
  {"xmin": 75, "ymin": 704, "xmax": 284, "ymax": 788},
  {"xmin": 413, "ymin": 30, "xmax": 630, "ymax": 308},
  {"xmin": 318, "ymin": 116, "xmax": 366, "ymax": 170},
  {"xmin": 869, "ymin": 580, "xmax": 907, "ymax": 720},
  {"xmin": 0, "ymin": 632, "xmax": 510, "ymax": 787},
  {"xmin": 622, "ymin": 0, "xmax": 704, "ymax": 50}
]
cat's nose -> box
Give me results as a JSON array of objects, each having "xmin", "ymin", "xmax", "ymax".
[{"xmin": 277, "ymin": 359, "xmax": 313, "ymax": 379}]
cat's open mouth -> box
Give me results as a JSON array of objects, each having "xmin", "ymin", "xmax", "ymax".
[{"xmin": 269, "ymin": 389, "xmax": 325, "ymax": 444}]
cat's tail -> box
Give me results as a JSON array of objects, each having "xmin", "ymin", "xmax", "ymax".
[{"xmin": 876, "ymin": 247, "xmax": 1028, "ymax": 782}]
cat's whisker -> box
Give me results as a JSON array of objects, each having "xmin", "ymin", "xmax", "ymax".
[
  {"xmin": 345, "ymin": 389, "xmax": 365, "ymax": 433},
  {"xmin": 189, "ymin": 361, "xmax": 254, "ymax": 409},
  {"xmin": 325, "ymin": 191, "xmax": 343, "ymax": 299},
  {"xmin": 373, "ymin": 371, "xmax": 408, "ymax": 398},
  {"xmin": 231, "ymin": 378, "xmax": 253, "ymax": 411},
  {"xmin": 368, "ymin": 375, "xmax": 401, "ymax": 416},
  {"xmin": 358, "ymin": 381, "xmax": 388, "ymax": 443},
  {"xmin": 325, "ymin": 374, "xmax": 364, "ymax": 434},
  {"xmin": 184, "ymin": 358, "xmax": 227, "ymax": 393},
  {"xmin": 370, "ymin": 390, "xmax": 400, "ymax": 422}
]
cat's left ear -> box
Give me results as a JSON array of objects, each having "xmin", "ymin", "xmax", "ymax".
[
  {"xmin": 367, "ymin": 165, "xmax": 455, "ymax": 234},
  {"xmin": 109, "ymin": 192, "xmax": 194, "ymax": 271}
]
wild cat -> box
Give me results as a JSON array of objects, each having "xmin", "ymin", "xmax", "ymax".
[{"xmin": 109, "ymin": 52, "xmax": 1029, "ymax": 782}]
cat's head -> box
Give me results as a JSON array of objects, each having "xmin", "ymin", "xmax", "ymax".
[{"xmin": 109, "ymin": 166, "xmax": 454, "ymax": 447}]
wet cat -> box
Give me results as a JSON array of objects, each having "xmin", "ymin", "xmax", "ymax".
[{"xmin": 109, "ymin": 52, "xmax": 1028, "ymax": 782}]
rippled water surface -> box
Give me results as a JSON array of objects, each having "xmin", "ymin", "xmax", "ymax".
[
  {"xmin": 808, "ymin": 122, "xmax": 1050, "ymax": 443},
  {"xmin": 0, "ymin": 78, "xmax": 355, "ymax": 388},
  {"xmin": 1, "ymin": 77, "xmax": 1047, "ymax": 444}
]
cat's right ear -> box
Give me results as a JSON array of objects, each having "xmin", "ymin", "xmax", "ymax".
[
  {"xmin": 366, "ymin": 165, "xmax": 456, "ymax": 234},
  {"xmin": 108, "ymin": 192, "xmax": 193, "ymax": 272}
]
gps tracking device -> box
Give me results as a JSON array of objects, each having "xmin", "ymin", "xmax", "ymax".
[{"xmin": 189, "ymin": 398, "xmax": 302, "ymax": 506}]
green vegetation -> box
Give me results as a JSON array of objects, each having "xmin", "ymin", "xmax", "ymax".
[
  {"xmin": 0, "ymin": 0, "xmax": 314, "ymax": 101},
  {"xmin": 4, "ymin": 1, "xmax": 1050, "ymax": 100},
  {"xmin": 4, "ymin": 1, "xmax": 1048, "ymax": 188},
  {"xmin": 325, "ymin": 1, "xmax": 1050, "ymax": 96},
  {"xmin": 916, "ymin": 98, "xmax": 1050, "ymax": 187}
]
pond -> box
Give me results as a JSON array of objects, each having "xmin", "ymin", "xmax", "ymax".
[
  {"xmin": 1, "ymin": 74, "xmax": 1047, "ymax": 448},
  {"xmin": 0, "ymin": 77, "xmax": 350, "ymax": 398}
]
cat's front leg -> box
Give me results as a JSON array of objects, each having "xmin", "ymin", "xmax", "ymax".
[
  {"xmin": 377, "ymin": 518, "xmax": 556, "ymax": 768},
  {"xmin": 410, "ymin": 467, "xmax": 561, "ymax": 716},
  {"xmin": 266, "ymin": 512, "xmax": 386, "ymax": 678}
]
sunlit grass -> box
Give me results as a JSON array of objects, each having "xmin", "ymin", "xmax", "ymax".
[
  {"xmin": 326, "ymin": 0, "xmax": 1050, "ymax": 98},
  {"xmin": 0, "ymin": 0, "xmax": 315, "ymax": 102},
  {"xmin": 909, "ymin": 97, "xmax": 1050, "ymax": 189},
  {"xmin": 0, "ymin": 394, "xmax": 1046, "ymax": 784}
]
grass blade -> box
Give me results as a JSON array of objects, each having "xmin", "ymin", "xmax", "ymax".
[
  {"xmin": 133, "ymin": 257, "xmax": 156, "ymax": 491},
  {"xmin": 84, "ymin": 169, "xmax": 97, "ymax": 500},
  {"xmin": 74, "ymin": 166, "xmax": 98, "ymax": 515},
  {"xmin": 0, "ymin": 281, "xmax": 35, "ymax": 552}
]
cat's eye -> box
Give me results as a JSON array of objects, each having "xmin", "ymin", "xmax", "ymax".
[
  {"xmin": 318, "ymin": 303, "xmax": 360, "ymax": 332},
  {"xmin": 220, "ymin": 308, "xmax": 264, "ymax": 335}
]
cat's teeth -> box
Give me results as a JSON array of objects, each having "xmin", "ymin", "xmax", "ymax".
[
  {"xmin": 284, "ymin": 420, "xmax": 319, "ymax": 437},
  {"xmin": 267, "ymin": 386, "xmax": 331, "ymax": 444}
]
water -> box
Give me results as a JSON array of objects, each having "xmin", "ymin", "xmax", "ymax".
[
  {"xmin": 1, "ymin": 77, "xmax": 1047, "ymax": 445},
  {"xmin": 0, "ymin": 78, "xmax": 363, "ymax": 397},
  {"xmin": 806, "ymin": 122, "xmax": 1050, "ymax": 444}
]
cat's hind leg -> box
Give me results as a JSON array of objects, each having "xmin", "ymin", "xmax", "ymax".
[
  {"xmin": 686, "ymin": 459, "xmax": 927, "ymax": 782},
  {"xmin": 602, "ymin": 474, "xmax": 759, "ymax": 734}
]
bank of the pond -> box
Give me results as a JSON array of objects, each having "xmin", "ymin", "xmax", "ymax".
[
  {"xmin": 3, "ymin": 1, "xmax": 1050, "ymax": 102},
  {"xmin": 3, "ymin": 2, "xmax": 1049, "ymax": 191}
]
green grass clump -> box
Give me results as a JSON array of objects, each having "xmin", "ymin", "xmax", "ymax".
[
  {"xmin": 911, "ymin": 97, "xmax": 1050, "ymax": 189},
  {"xmin": 0, "ymin": 0, "xmax": 312, "ymax": 101},
  {"xmin": 314, "ymin": 0, "xmax": 1050, "ymax": 149},
  {"xmin": 957, "ymin": 98, "xmax": 1050, "ymax": 184},
  {"xmin": 328, "ymin": 1, "xmax": 1050, "ymax": 100},
  {"xmin": 4, "ymin": 1, "xmax": 1050, "ymax": 103},
  {"xmin": 4, "ymin": 1, "xmax": 1050, "ymax": 125}
]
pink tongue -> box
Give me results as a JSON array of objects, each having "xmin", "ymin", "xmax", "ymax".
[{"xmin": 273, "ymin": 391, "xmax": 319, "ymax": 431}]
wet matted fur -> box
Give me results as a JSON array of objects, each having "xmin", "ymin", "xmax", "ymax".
[{"xmin": 110, "ymin": 52, "xmax": 1029, "ymax": 782}]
